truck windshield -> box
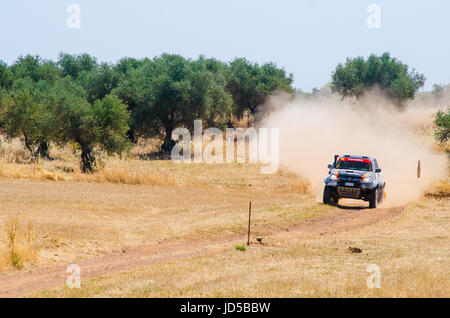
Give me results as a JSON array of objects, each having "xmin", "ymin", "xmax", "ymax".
[{"xmin": 336, "ymin": 159, "xmax": 372, "ymax": 171}]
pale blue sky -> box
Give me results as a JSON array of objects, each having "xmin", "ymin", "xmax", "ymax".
[{"xmin": 1, "ymin": 0, "xmax": 449, "ymax": 91}]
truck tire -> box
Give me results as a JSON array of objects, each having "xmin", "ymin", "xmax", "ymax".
[
  {"xmin": 369, "ymin": 188, "xmax": 378, "ymax": 209},
  {"xmin": 377, "ymin": 187, "xmax": 384, "ymax": 203},
  {"xmin": 323, "ymin": 186, "xmax": 331, "ymax": 204},
  {"xmin": 331, "ymin": 196, "xmax": 340, "ymax": 205},
  {"xmin": 323, "ymin": 186, "xmax": 332, "ymax": 204}
]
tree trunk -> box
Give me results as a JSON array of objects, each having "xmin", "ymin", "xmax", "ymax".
[
  {"xmin": 37, "ymin": 141, "xmax": 50, "ymax": 159},
  {"xmin": 127, "ymin": 127, "xmax": 137, "ymax": 143},
  {"xmin": 161, "ymin": 125, "xmax": 175, "ymax": 155},
  {"xmin": 23, "ymin": 132, "xmax": 39, "ymax": 162},
  {"xmin": 226, "ymin": 113, "xmax": 233, "ymax": 128},
  {"xmin": 80, "ymin": 144, "xmax": 95, "ymax": 173}
]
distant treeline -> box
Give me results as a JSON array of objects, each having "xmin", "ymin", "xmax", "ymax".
[
  {"xmin": 0, "ymin": 52, "xmax": 433, "ymax": 172},
  {"xmin": 0, "ymin": 53, "xmax": 294, "ymax": 171}
]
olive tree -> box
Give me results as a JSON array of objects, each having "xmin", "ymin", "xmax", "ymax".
[
  {"xmin": 433, "ymin": 108, "xmax": 450, "ymax": 144},
  {"xmin": 331, "ymin": 52, "xmax": 425, "ymax": 107},
  {"xmin": 0, "ymin": 78, "xmax": 53, "ymax": 159},
  {"xmin": 115, "ymin": 54, "xmax": 233, "ymax": 153},
  {"xmin": 49, "ymin": 78, "xmax": 130, "ymax": 172},
  {"xmin": 227, "ymin": 58, "xmax": 294, "ymax": 119}
]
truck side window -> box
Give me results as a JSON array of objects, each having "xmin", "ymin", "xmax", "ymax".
[{"xmin": 374, "ymin": 159, "xmax": 379, "ymax": 170}]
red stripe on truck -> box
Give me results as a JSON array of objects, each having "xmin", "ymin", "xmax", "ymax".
[{"xmin": 340, "ymin": 158, "xmax": 371, "ymax": 163}]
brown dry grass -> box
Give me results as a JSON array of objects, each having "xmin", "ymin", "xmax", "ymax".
[
  {"xmin": 0, "ymin": 157, "xmax": 312, "ymax": 272},
  {"xmin": 0, "ymin": 216, "xmax": 37, "ymax": 271},
  {"xmin": 425, "ymin": 179, "xmax": 450, "ymax": 198},
  {"xmin": 0, "ymin": 136, "xmax": 32, "ymax": 164},
  {"xmin": 278, "ymin": 167, "xmax": 312, "ymax": 194},
  {"xmin": 36, "ymin": 196, "xmax": 449, "ymax": 298},
  {"xmin": 81, "ymin": 165, "xmax": 177, "ymax": 186},
  {"xmin": 0, "ymin": 161, "xmax": 178, "ymax": 186},
  {"xmin": 0, "ymin": 135, "xmax": 448, "ymax": 297}
]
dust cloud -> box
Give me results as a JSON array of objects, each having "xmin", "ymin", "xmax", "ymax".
[{"xmin": 257, "ymin": 90, "xmax": 448, "ymax": 206}]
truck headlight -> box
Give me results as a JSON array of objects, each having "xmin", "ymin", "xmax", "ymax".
[
  {"xmin": 329, "ymin": 174, "xmax": 337, "ymax": 181},
  {"xmin": 362, "ymin": 176, "xmax": 373, "ymax": 183}
]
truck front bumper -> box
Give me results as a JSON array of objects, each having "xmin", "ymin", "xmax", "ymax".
[{"xmin": 324, "ymin": 179, "xmax": 377, "ymax": 200}]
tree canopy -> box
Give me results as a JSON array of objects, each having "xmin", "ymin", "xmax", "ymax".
[
  {"xmin": 46, "ymin": 78, "xmax": 130, "ymax": 172},
  {"xmin": 0, "ymin": 78, "xmax": 53, "ymax": 158},
  {"xmin": 126, "ymin": 54, "xmax": 234, "ymax": 151},
  {"xmin": 331, "ymin": 52, "xmax": 425, "ymax": 106},
  {"xmin": 0, "ymin": 53, "xmax": 294, "ymax": 170},
  {"xmin": 227, "ymin": 58, "xmax": 294, "ymax": 118}
]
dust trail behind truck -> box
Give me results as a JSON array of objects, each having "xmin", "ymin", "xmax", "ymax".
[{"xmin": 257, "ymin": 91, "xmax": 447, "ymax": 206}]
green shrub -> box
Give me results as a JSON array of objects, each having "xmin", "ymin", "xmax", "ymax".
[{"xmin": 434, "ymin": 108, "xmax": 450, "ymax": 144}]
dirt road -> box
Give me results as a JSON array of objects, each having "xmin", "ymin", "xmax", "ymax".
[{"xmin": 0, "ymin": 205, "xmax": 403, "ymax": 297}]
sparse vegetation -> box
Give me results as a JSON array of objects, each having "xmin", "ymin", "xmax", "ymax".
[
  {"xmin": 31, "ymin": 196, "xmax": 449, "ymax": 298},
  {"xmin": 0, "ymin": 216, "xmax": 36, "ymax": 271},
  {"xmin": 0, "ymin": 145, "xmax": 314, "ymax": 275},
  {"xmin": 433, "ymin": 108, "xmax": 449, "ymax": 144}
]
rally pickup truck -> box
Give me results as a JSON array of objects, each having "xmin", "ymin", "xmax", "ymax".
[{"xmin": 323, "ymin": 155, "xmax": 386, "ymax": 208}]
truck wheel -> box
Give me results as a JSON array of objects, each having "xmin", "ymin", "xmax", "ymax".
[
  {"xmin": 377, "ymin": 187, "xmax": 384, "ymax": 203},
  {"xmin": 331, "ymin": 196, "xmax": 340, "ymax": 205},
  {"xmin": 369, "ymin": 188, "xmax": 378, "ymax": 209},
  {"xmin": 323, "ymin": 186, "xmax": 332, "ymax": 204}
]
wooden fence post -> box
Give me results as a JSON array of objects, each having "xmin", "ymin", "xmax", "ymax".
[{"xmin": 247, "ymin": 201, "xmax": 252, "ymax": 246}]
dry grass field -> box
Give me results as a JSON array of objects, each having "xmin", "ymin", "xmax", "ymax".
[
  {"xmin": 0, "ymin": 136, "xmax": 448, "ymax": 297},
  {"xmin": 35, "ymin": 197, "xmax": 449, "ymax": 298},
  {"xmin": 0, "ymin": 143, "xmax": 312, "ymax": 272}
]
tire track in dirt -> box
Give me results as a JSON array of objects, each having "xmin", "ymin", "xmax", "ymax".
[{"xmin": 0, "ymin": 205, "xmax": 403, "ymax": 297}]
